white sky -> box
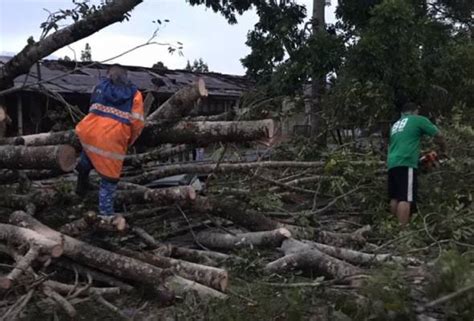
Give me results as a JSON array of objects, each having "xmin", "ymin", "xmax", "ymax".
[{"xmin": 0, "ymin": 0, "xmax": 337, "ymax": 75}]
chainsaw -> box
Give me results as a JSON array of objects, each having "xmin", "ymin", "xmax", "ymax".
[{"xmin": 419, "ymin": 150, "xmax": 447, "ymax": 171}]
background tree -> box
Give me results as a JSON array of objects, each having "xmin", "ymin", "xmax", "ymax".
[
  {"xmin": 185, "ymin": 58, "xmax": 210, "ymax": 72},
  {"xmin": 80, "ymin": 43, "xmax": 92, "ymax": 62},
  {"xmin": 152, "ymin": 61, "xmax": 168, "ymax": 70}
]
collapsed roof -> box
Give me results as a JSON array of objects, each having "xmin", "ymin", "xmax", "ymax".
[{"xmin": 0, "ymin": 56, "xmax": 252, "ymax": 98}]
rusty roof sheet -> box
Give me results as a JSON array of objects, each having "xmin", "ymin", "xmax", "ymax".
[{"xmin": 0, "ymin": 56, "xmax": 252, "ymax": 98}]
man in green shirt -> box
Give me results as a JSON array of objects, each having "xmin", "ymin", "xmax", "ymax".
[{"xmin": 387, "ymin": 102, "xmax": 447, "ymax": 226}]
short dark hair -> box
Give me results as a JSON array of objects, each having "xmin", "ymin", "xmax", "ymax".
[
  {"xmin": 401, "ymin": 102, "xmax": 419, "ymax": 113},
  {"xmin": 107, "ymin": 64, "xmax": 128, "ymax": 84}
]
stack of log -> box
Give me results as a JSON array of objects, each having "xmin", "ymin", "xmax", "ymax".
[{"xmin": 0, "ymin": 79, "xmax": 414, "ymax": 318}]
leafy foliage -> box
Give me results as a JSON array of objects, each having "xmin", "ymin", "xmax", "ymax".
[{"xmin": 185, "ymin": 58, "xmax": 210, "ymax": 72}]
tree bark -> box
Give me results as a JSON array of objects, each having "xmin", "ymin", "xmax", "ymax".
[
  {"xmin": 122, "ymin": 186, "xmax": 197, "ymax": 205},
  {"xmin": 192, "ymin": 196, "xmax": 370, "ymax": 247},
  {"xmin": 125, "ymin": 160, "xmax": 327, "ymax": 184},
  {"xmin": 310, "ymin": 0, "xmax": 326, "ymax": 144},
  {"xmin": 265, "ymin": 239, "xmax": 363, "ymax": 279},
  {"xmin": 124, "ymin": 144, "xmax": 191, "ymax": 166},
  {"xmin": 147, "ymin": 78, "xmax": 208, "ymax": 122},
  {"xmin": 137, "ymin": 119, "xmax": 275, "ymax": 147},
  {"xmin": 196, "ymin": 228, "xmax": 292, "ymax": 250},
  {"xmin": 0, "ymin": 145, "xmax": 77, "ymax": 171},
  {"xmin": 0, "ymin": 0, "xmax": 144, "ymax": 90},
  {"xmin": 0, "ymin": 130, "xmax": 79, "ymax": 148},
  {"xmin": 0, "ymin": 169, "xmax": 63, "ymax": 185},
  {"xmin": 0, "ymin": 224, "xmax": 63, "ymax": 289},
  {"xmin": 281, "ymin": 239, "xmax": 420, "ymax": 266},
  {"xmin": 9, "ymin": 211, "xmax": 226, "ymax": 300},
  {"xmin": 0, "ymin": 119, "xmax": 275, "ymax": 149},
  {"xmin": 153, "ymin": 244, "xmax": 235, "ymax": 267},
  {"xmin": 110, "ymin": 246, "xmax": 228, "ymax": 292}
]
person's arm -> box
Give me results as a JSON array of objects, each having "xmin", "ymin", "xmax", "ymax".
[
  {"xmin": 419, "ymin": 116, "xmax": 447, "ymax": 157},
  {"xmin": 129, "ymin": 91, "xmax": 145, "ymax": 146},
  {"xmin": 433, "ymin": 131, "xmax": 447, "ymax": 156}
]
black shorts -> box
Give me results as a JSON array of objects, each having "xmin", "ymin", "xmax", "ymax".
[{"xmin": 388, "ymin": 166, "xmax": 418, "ymax": 204}]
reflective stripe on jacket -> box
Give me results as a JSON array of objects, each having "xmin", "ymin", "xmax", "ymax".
[{"xmin": 76, "ymin": 79, "xmax": 144, "ymax": 180}]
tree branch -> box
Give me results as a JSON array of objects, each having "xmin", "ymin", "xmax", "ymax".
[{"xmin": 0, "ymin": 0, "xmax": 143, "ymax": 90}]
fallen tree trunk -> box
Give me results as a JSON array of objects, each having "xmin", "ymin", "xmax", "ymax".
[
  {"xmin": 0, "ymin": 119, "xmax": 276, "ymax": 149},
  {"xmin": 0, "ymin": 185, "xmax": 195, "ymax": 210},
  {"xmin": 265, "ymin": 239, "xmax": 363, "ymax": 279},
  {"xmin": 147, "ymin": 78, "xmax": 208, "ymax": 122},
  {"xmin": 0, "ymin": 128, "xmax": 80, "ymax": 147},
  {"xmin": 153, "ymin": 244, "xmax": 236, "ymax": 267},
  {"xmin": 0, "ymin": 169, "xmax": 64, "ymax": 185},
  {"xmin": 9, "ymin": 211, "xmax": 226, "ymax": 300},
  {"xmin": 110, "ymin": 246, "xmax": 228, "ymax": 292},
  {"xmin": 126, "ymin": 160, "xmax": 327, "ymax": 184},
  {"xmin": 281, "ymin": 239, "xmax": 420, "ymax": 266},
  {"xmin": 137, "ymin": 119, "xmax": 275, "ymax": 147},
  {"xmin": 190, "ymin": 111, "xmax": 234, "ymax": 122},
  {"xmin": 192, "ymin": 196, "xmax": 369, "ymax": 247},
  {"xmin": 121, "ymin": 186, "xmax": 197, "ymax": 205},
  {"xmin": 196, "ymin": 228, "xmax": 292, "ymax": 250},
  {"xmin": 124, "ymin": 144, "xmax": 191, "ymax": 166},
  {"xmin": 0, "ymin": 145, "xmax": 77, "ymax": 171},
  {"xmin": 0, "ymin": 223, "xmax": 63, "ymax": 289}
]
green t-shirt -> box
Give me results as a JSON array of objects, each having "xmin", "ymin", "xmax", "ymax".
[{"xmin": 387, "ymin": 114, "xmax": 439, "ymax": 169}]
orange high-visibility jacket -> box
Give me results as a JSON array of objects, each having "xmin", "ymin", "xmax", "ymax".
[{"xmin": 76, "ymin": 78, "xmax": 144, "ymax": 180}]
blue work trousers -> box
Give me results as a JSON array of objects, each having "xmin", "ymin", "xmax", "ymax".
[{"xmin": 77, "ymin": 152, "xmax": 117, "ymax": 216}]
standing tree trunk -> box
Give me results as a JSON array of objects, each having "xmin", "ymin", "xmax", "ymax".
[{"xmin": 310, "ymin": 0, "xmax": 326, "ymax": 144}]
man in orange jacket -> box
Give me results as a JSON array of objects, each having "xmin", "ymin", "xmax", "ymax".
[{"xmin": 75, "ymin": 64, "xmax": 144, "ymax": 228}]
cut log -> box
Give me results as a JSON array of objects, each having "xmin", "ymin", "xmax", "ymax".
[
  {"xmin": 190, "ymin": 110, "xmax": 234, "ymax": 122},
  {"xmin": 0, "ymin": 189, "xmax": 65, "ymax": 210},
  {"xmin": 124, "ymin": 144, "xmax": 191, "ymax": 166},
  {"xmin": 281, "ymin": 239, "xmax": 420, "ymax": 266},
  {"xmin": 153, "ymin": 244, "xmax": 235, "ymax": 267},
  {"xmin": 192, "ymin": 196, "xmax": 369, "ymax": 247},
  {"xmin": 147, "ymin": 78, "xmax": 208, "ymax": 122},
  {"xmin": 122, "ymin": 186, "xmax": 197, "ymax": 205},
  {"xmin": 0, "ymin": 169, "xmax": 63, "ymax": 185},
  {"xmin": 0, "ymin": 130, "xmax": 79, "ymax": 147},
  {"xmin": 196, "ymin": 228, "xmax": 292, "ymax": 250},
  {"xmin": 59, "ymin": 211, "xmax": 127, "ymax": 236},
  {"xmin": 55, "ymin": 259, "xmax": 134, "ymax": 292},
  {"xmin": 126, "ymin": 160, "xmax": 326, "ymax": 185},
  {"xmin": 0, "ymin": 185, "xmax": 195, "ymax": 211},
  {"xmin": 43, "ymin": 280, "xmax": 121, "ymax": 297},
  {"xmin": 265, "ymin": 239, "xmax": 363, "ymax": 279},
  {"xmin": 0, "ymin": 145, "xmax": 77, "ymax": 171},
  {"xmin": 9, "ymin": 211, "xmax": 226, "ymax": 300},
  {"xmin": 0, "ymin": 224, "xmax": 63, "ymax": 289},
  {"xmin": 138, "ymin": 119, "xmax": 275, "ymax": 147},
  {"xmin": 0, "ymin": 119, "xmax": 276, "ymax": 150},
  {"xmin": 108, "ymin": 246, "xmax": 228, "ymax": 292},
  {"xmin": 0, "ymin": 246, "xmax": 39, "ymax": 289}
]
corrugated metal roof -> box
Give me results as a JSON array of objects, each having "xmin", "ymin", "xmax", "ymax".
[{"xmin": 0, "ymin": 56, "xmax": 252, "ymax": 98}]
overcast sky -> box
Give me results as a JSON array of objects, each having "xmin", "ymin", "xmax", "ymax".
[{"xmin": 0, "ymin": 0, "xmax": 337, "ymax": 75}]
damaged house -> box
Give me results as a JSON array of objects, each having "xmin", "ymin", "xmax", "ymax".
[{"xmin": 0, "ymin": 56, "xmax": 252, "ymax": 137}]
